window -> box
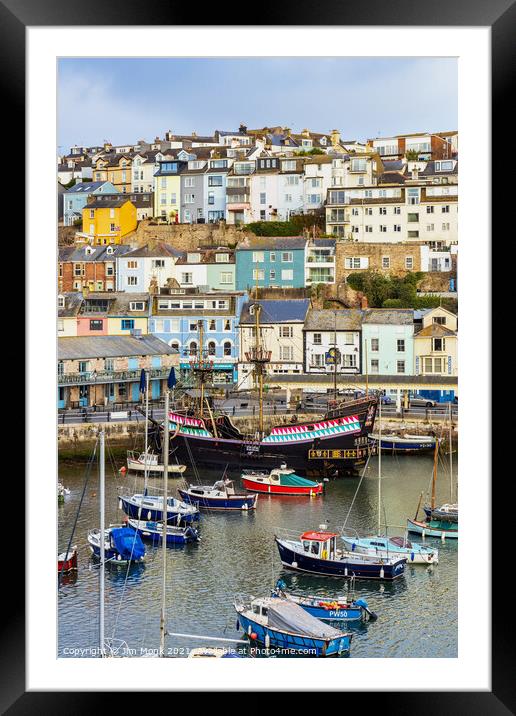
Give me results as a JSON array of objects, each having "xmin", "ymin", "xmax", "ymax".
[
  {"xmin": 89, "ymin": 209, "xmax": 94, "ymax": 218},
  {"xmin": 433, "ymin": 316, "xmax": 446, "ymax": 325},
  {"xmin": 121, "ymin": 319, "xmax": 134, "ymax": 330},
  {"xmin": 208, "ymin": 176, "xmax": 223, "ymax": 187},
  {"xmin": 370, "ymin": 359, "xmax": 379, "ymax": 374},
  {"xmin": 405, "ymin": 257, "xmax": 414, "ymax": 269},
  {"xmin": 127, "ymin": 261, "xmax": 138, "ymax": 269},
  {"xmin": 184, "ymin": 177, "xmax": 195, "ymax": 187},
  {"xmin": 284, "ymin": 194, "xmax": 292, "ymax": 203},
  {"xmin": 394, "ymin": 206, "xmax": 401, "ymax": 214},
  {"xmin": 382, "ymin": 257, "xmax": 390, "ymax": 269},
  {"xmin": 379, "ymin": 207, "xmax": 387, "ymax": 215},
  {"xmin": 184, "ymin": 194, "xmax": 195, "ymax": 204},
  {"xmin": 407, "ymin": 231, "xmax": 419, "ymax": 238},
  {"xmin": 442, "ymin": 205, "xmax": 450, "ymax": 213},
  {"xmin": 442, "ymin": 223, "xmax": 450, "ymax": 231},
  {"xmin": 313, "ymin": 333, "xmax": 322, "ymax": 345},
  {"xmin": 110, "ymin": 224, "xmax": 116, "ymax": 232},
  {"xmin": 130, "ymin": 301, "xmax": 145, "ymax": 311},
  {"xmin": 282, "ymin": 160, "xmax": 296, "ymax": 171},
  {"xmin": 223, "ymin": 341, "xmax": 232, "ymax": 357},
  {"xmin": 371, "ymin": 338, "xmax": 379, "ymax": 352},
  {"xmin": 280, "ymin": 345, "xmax": 294, "ymax": 361},
  {"xmin": 89, "ymin": 320, "xmax": 103, "ymax": 331},
  {"xmin": 260, "ymin": 193, "xmax": 266, "ymax": 205},
  {"xmin": 427, "ymin": 224, "xmax": 434, "ymax": 231},
  {"xmin": 380, "ymin": 225, "xmax": 387, "ymax": 233},
  {"xmin": 253, "ymin": 269, "xmax": 265, "ymax": 281},
  {"xmin": 208, "ymin": 341, "xmax": 216, "ymax": 356},
  {"xmin": 281, "ymin": 269, "xmax": 294, "ymax": 281},
  {"xmin": 397, "ymin": 339, "xmax": 405, "ymax": 352},
  {"xmin": 57, "ymin": 319, "xmax": 64, "ymax": 332},
  {"xmin": 78, "ymin": 361, "xmax": 90, "ymax": 373},
  {"xmin": 58, "ymin": 295, "xmax": 65, "ymax": 308},
  {"xmin": 282, "ymin": 252, "xmax": 293, "ymax": 262},
  {"xmin": 215, "ymin": 253, "xmax": 229, "ymax": 263},
  {"xmin": 252, "ymin": 251, "xmax": 264, "ymax": 263},
  {"xmin": 280, "ymin": 326, "xmax": 293, "ymax": 338},
  {"xmin": 152, "ymin": 259, "xmax": 165, "ymax": 269},
  {"xmin": 220, "ymin": 272, "xmax": 233, "ymax": 284},
  {"xmin": 408, "ymin": 213, "xmax": 419, "ymax": 223},
  {"xmin": 433, "ymin": 338, "xmax": 446, "ymax": 351},
  {"xmin": 269, "ymin": 270, "xmax": 276, "ymax": 281},
  {"xmin": 181, "ymin": 273, "xmax": 193, "ymax": 284},
  {"xmin": 260, "ymin": 210, "xmax": 266, "ymax": 220},
  {"xmin": 127, "ymin": 276, "xmax": 138, "ymax": 286},
  {"xmin": 224, "ymin": 320, "xmax": 231, "ymax": 331},
  {"xmin": 189, "ymin": 341, "xmax": 198, "ymax": 356},
  {"xmin": 105, "ymin": 358, "xmax": 114, "ymax": 371},
  {"xmin": 427, "ymin": 206, "xmax": 434, "ymax": 213},
  {"xmin": 342, "ymin": 354, "xmax": 357, "ymax": 368},
  {"xmin": 407, "ymin": 188, "xmax": 420, "ymax": 205},
  {"xmin": 397, "ymin": 360, "xmax": 406, "ymax": 374}
]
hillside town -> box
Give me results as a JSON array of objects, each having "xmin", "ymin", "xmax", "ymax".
[{"xmin": 58, "ymin": 124, "xmax": 458, "ymax": 412}]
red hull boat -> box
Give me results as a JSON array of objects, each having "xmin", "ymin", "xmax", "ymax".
[
  {"xmin": 241, "ymin": 466, "xmax": 323, "ymax": 496},
  {"xmin": 58, "ymin": 546, "xmax": 78, "ymax": 574}
]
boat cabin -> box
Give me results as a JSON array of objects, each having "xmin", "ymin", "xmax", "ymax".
[{"xmin": 300, "ymin": 531, "xmax": 339, "ymax": 560}]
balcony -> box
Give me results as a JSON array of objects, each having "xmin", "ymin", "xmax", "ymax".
[{"xmin": 58, "ymin": 367, "xmax": 171, "ymax": 386}]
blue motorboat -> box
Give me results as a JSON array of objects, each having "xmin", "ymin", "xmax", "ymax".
[
  {"xmin": 118, "ymin": 493, "xmax": 199, "ymax": 524},
  {"xmin": 127, "ymin": 519, "xmax": 200, "ymax": 545},
  {"xmin": 87, "ymin": 525, "xmax": 146, "ymax": 564},
  {"xmin": 340, "ymin": 531, "xmax": 438, "ymax": 565},
  {"xmin": 271, "ymin": 580, "xmax": 377, "ymax": 622},
  {"xmin": 178, "ymin": 479, "xmax": 258, "ymax": 511},
  {"xmin": 275, "ymin": 530, "xmax": 406, "ymax": 581},
  {"xmin": 234, "ymin": 595, "xmax": 352, "ymax": 656},
  {"xmin": 369, "ymin": 433, "xmax": 438, "ymax": 453}
]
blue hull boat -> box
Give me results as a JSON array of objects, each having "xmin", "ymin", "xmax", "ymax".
[
  {"xmin": 275, "ymin": 531, "xmax": 406, "ymax": 581},
  {"xmin": 340, "ymin": 533, "xmax": 438, "ymax": 565},
  {"xmin": 234, "ymin": 596, "xmax": 352, "ymax": 656},
  {"xmin": 127, "ymin": 519, "xmax": 200, "ymax": 545},
  {"xmin": 178, "ymin": 481, "xmax": 258, "ymax": 511},
  {"xmin": 119, "ymin": 494, "xmax": 199, "ymax": 524},
  {"xmin": 407, "ymin": 518, "xmax": 458, "ymax": 540},
  {"xmin": 271, "ymin": 581, "xmax": 376, "ymax": 622},
  {"xmin": 87, "ymin": 526, "xmax": 146, "ymax": 564},
  {"xmin": 369, "ymin": 433, "xmax": 438, "ymax": 453}
]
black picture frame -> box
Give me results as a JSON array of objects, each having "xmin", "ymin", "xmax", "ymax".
[{"xmin": 5, "ymin": 0, "xmax": 511, "ymax": 709}]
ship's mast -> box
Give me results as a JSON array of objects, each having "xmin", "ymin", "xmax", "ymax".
[
  {"xmin": 245, "ymin": 303, "xmax": 271, "ymax": 439},
  {"xmin": 190, "ymin": 318, "xmax": 214, "ymax": 422},
  {"xmin": 431, "ymin": 438, "xmax": 438, "ymax": 511}
]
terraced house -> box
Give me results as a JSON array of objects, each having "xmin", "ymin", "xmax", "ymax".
[
  {"xmin": 303, "ymin": 309, "xmax": 363, "ymax": 375},
  {"xmin": 57, "ymin": 291, "xmax": 151, "ymax": 337},
  {"xmin": 78, "ymin": 197, "xmax": 137, "ymax": 245},
  {"xmin": 116, "ymin": 242, "xmax": 182, "ymax": 292},
  {"xmin": 235, "ymin": 237, "xmax": 307, "ymax": 290},
  {"xmin": 57, "ymin": 334, "xmax": 179, "ymax": 408},
  {"xmin": 361, "ymin": 309, "xmax": 415, "ymax": 377},
  {"xmin": 149, "ymin": 287, "xmax": 247, "ymax": 384},
  {"xmin": 63, "ymin": 181, "xmax": 118, "ymax": 227},
  {"xmin": 58, "ymin": 244, "xmax": 132, "ymax": 292},
  {"xmin": 154, "ymin": 159, "xmax": 185, "ymax": 222}
]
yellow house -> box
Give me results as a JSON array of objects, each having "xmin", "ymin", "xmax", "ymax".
[
  {"xmin": 414, "ymin": 306, "xmax": 458, "ymax": 376},
  {"xmin": 92, "ymin": 155, "xmax": 132, "ymax": 193},
  {"xmin": 81, "ymin": 198, "xmax": 137, "ymax": 245},
  {"xmin": 154, "ymin": 160, "xmax": 182, "ymax": 222}
]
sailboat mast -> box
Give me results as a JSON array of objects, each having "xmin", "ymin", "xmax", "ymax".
[
  {"xmin": 365, "ymin": 339, "xmax": 369, "ymax": 396},
  {"xmin": 449, "ymin": 401, "xmax": 453, "ymax": 502},
  {"xmin": 333, "ymin": 312, "xmax": 337, "ymax": 401},
  {"xmin": 377, "ymin": 397, "xmax": 382, "ymax": 535},
  {"xmin": 144, "ymin": 371, "xmax": 149, "ymax": 485},
  {"xmin": 431, "ymin": 438, "xmax": 438, "ymax": 511},
  {"xmin": 99, "ymin": 429, "xmax": 105, "ymax": 658},
  {"xmin": 159, "ymin": 389, "xmax": 170, "ymax": 657},
  {"xmin": 198, "ymin": 320, "xmax": 205, "ymax": 419},
  {"xmin": 255, "ymin": 305, "xmax": 264, "ymax": 437}
]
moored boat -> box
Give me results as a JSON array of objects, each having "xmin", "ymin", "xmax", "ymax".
[
  {"xmin": 119, "ymin": 493, "xmax": 199, "ymax": 524},
  {"xmin": 275, "ymin": 529, "xmax": 406, "ymax": 581},
  {"xmin": 406, "ymin": 518, "xmax": 459, "ymax": 540},
  {"xmin": 369, "ymin": 433, "xmax": 438, "ymax": 453},
  {"xmin": 241, "ymin": 465, "xmax": 323, "ymax": 496},
  {"xmin": 340, "ymin": 532, "xmax": 438, "ymax": 565},
  {"xmin": 271, "ymin": 579, "xmax": 377, "ymax": 622},
  {"xmin": 423, "ymin": 503, "xmax": 458, "ymax": 523},
  {"xmin": 126, "ymin": 450, "xmax": 186, "ymax": 475},
  {"xmin": 87, "ymin": 525, "xmax": 146, "ymax": 564},
  {"xmin": 178, "ymin": 479, "xmax": 258, "ymax": 511},
  {"xmin": 127, "ymin": 518, "xmax": 200, "ymax": 545},
  {"xmin": 234, "ymin": 595, "xmax": 352, "ymax": 656},
  {"xmin": 58, "ymin": 545, "xmax": 77, "ymax": 573}
]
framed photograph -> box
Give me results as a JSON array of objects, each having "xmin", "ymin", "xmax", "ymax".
[{"xmin": 6, "ymin": 0, "xmax": 510, "ymax": 707}]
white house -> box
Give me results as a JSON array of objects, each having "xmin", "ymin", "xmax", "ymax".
[{"xmin": 303, "ymin": 309, "xmax": 363, "ymax": 375}]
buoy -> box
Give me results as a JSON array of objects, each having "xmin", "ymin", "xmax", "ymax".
[
  {"xmin": 292, "ymin": 561, "xmax": 298, "ymax": 569},
  {"xmin": 250, "ymin": 632, "xmax": 258, "ymax": 641},
  {"xmin": 120, "ymin": 466, "xmax": 127, "ymax": 474},
  {"xmin": 344, "ymin": 567, "xmax": 348, "ymax": 577},
  {"xmin": 380, "ymin": 567, "xmax": 384, "ymax": 579},
  {"xmin": 265, "ymin": 634, "xmax": 270, "ymax": 649},
  {"xmin": 118, "ymin": 499, "xmax": 122, "ymax": 510},
  {"xmin": 147, "ymin": 511, "xmax": 152, "ymax": 520}
]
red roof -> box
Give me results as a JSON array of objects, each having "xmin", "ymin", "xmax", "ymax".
[{"xmin": 300, "ymin": 531, "xmax": 338, "ymax": 542}]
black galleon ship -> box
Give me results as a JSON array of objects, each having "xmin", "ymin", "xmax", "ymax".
[{"xmin": 148, "ymin": 305, "xmax": 377, "ymax": 477}]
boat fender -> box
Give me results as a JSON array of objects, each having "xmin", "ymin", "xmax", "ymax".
[
  {"xmin": 117, "ymin": 554, "xmax": 121, "ymax": 561},
  {"xmin": 351, "ymin": 543, "xmax": 356, "ymax": 552},
  {"xmin": 380, "ymin": 567, "xmax": 384, "ymax": 579},
  {"xmin": 292, "ymin": 562, "xmax": 298, "ymax": 569},
  {"xmin": 236, "ymin": 619, "xmax": 240, "ymax": 631},
  {"xmin": 248, "ymin": 625, "xmax": 252, "ymax": 636},
  {"xmin": 265, "ymin": 634, "xmax": 270, "ymax": 649},
  {"xmin": 441, "ymin": 533, "xmax": 446, "ymax": 542},
  {"xmin": 322, "ymin": 549, "xmax": 328, "ymax": 559},
  {"xmin": 344, "ymin": 567, "xmax": 348, "ymax": 577},
  {"xmin": 410, "ymin": 552, "xmax": 415, "ymax": 562},
  {"xmin": 120, "ymin": 466, "xmax": 126, "ymax": 474},
  {"xmin": 118, "ymin": 500, "xmax": 122, "ymax": 510},
  {"xmin": 147, "ymin": 511, "xmax": 152, "ymax": 521}
]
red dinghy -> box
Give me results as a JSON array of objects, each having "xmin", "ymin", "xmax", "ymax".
[
  {"xmin": 58, "ymin": 546, "xmax": 78, "ymax": 574},
  {"xmin": 241, "ymin": 465, "xmax": 323, "ymax": 496}
]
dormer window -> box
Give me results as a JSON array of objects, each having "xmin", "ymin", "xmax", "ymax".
[
  {"xmin": 130, "ymin": 301, "xmax": 146, "ymax": 311},
  {"xmin": 215, "ymin": 253, "xmax": 229, "ymax": 263},
  {"xmin": 58, "ymin": 295, "xmax": 65, "ymax": 308},
  {"xmin": 187, "ymin": 253, "xmax": 201, "ymax": 263}
]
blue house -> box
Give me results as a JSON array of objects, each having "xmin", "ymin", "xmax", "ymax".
[
  {"xmin": 149, "ymin": 288, "xmax": 247, "ymax": 385},
  {"xmin": 235, "ymin": 237, "xmax": 308, "ymax": 290},
  {"xmin": 63, "ymin": 181, "xmax": 118, "ymax": 226}
]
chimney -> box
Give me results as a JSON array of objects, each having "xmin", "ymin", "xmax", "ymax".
[
  {"xmin": 301, "ymin": 128, "xmax": 310, "ymax": 139},
  {"xmin": 149, "ymin": 276, "xmax": 158, "ymax": 295},
  {"xmin": 285, "ymin": 127, "xmax": 292, "ymax": 138},
  {"xmin": 331, "ymin": 129, "xmax": 341, "ymax": 146},
  {"xmin": 239, "ymin": 123, "xmax": 247, "ymax": 134},
  {"xmin": 192, "ymin": 131, "xmax": 197, "ymax": 138}
]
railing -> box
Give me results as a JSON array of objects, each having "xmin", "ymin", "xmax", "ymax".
[{"xmin": 58, "ymin": 367, "xmax": 173, "ymax": 385}]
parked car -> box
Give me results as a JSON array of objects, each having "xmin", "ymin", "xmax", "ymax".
[{"xmin": 407, "ymin": 395, "xmax": 437, "ymax": 408}]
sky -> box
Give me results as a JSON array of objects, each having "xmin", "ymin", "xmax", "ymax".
[{"xmin": 57, "ymin": 57, "xmax": 457, "ymax": 151}]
